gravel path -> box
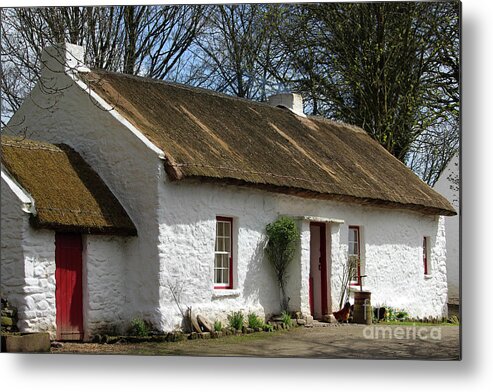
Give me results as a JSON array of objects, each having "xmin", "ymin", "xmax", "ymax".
[{"xmin": 52, "ymin": 324, "xmax": 460, "ymax": 360}]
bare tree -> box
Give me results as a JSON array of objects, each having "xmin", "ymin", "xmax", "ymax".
[
  {"xmin": 186, "ymin": 4, "xmax": 282, "ymax": 100},
  {"xmin": 0, "ymin": 5, "xmax": 204, "ymax": 121}
]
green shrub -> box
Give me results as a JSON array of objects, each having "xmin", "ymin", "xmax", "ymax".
[
  {"xmin": 281, "ymin": 310, "xmax": 293, "ymax": 327},
  {"xmin": 247, "ymin": 313, "xmax": 264, "ymax": 329},
  {"xmin": 227, "ymin": 311, "xmax": 244, "ymax": 330},
  {"xmin": 128, "ymin": 318, "xmax": 149, "ymax": 336},
  {"xmin": 384, "ymin": 307, "xmax": 410, "ymax": 322},
  {"xmin": 214, "ymin": 320, "xmax": 223, "ymax": 332},
  {"xmin": 265, "ymin": 217, "xmax": 300, "ymax": 311}
]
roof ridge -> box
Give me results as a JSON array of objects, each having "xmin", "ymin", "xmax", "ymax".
[
  {"xmin": 87, "ymin": 70, "xmax": 362, "ymax": 130},
  {"xmin": 89, "ymin": 69, "xmax": 296, "ymax": 112}
]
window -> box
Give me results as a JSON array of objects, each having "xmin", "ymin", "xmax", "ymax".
[
  {"xmin": 423, "ymin": 237, "xmax": 431, "ymax": 275},
  {"xmin": 348, "ymin": 226, "xmax": 361, "ymax": 286},
  {"xmin": 214, "ymin": 217, "xmax": 233, "ymax": 289}
]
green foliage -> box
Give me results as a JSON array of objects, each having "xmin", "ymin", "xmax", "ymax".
[
  {"xmin": 265, "ymin": 217, "xmax": 300, "ymax": 311},
  {"xmin": 214, "ymin": 320, "xmax": 223, "ymax": 332},
  {"xmin": 274, "ymin": 2, "xmax": 459, "ymax": 184},
  {"xmin": 281, "ymin": 310, "xmax": 293, "ymax": 327},
  {"xmin": 128, "ymin": 318, "xmax": 149, "ymax": 337},
  {"xmin": 384, "ymin": 307, "xmax": 410, "ymax": 322},
  {"xmin": 247, "ymin": 313, "xmax": 264, "ymax": 329},
  {"xmin": 227, "ymin": 311, "xmax": 245, "ymax": 330}
]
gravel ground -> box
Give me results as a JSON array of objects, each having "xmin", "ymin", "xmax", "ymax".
[{"xmin": 51, "ymin": 323, "xmax": 460, "ymax": 360}]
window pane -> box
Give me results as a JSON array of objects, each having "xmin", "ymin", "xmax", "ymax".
[
  {"xmin": 348, "ymin": 243, "xmax": 354, "ymax": 255},
  {"xmin": 215, "ymin": 218, "xmax": 232, "ymax": 287},
  {"xmin": 223, "ymin": 222, "xmax": 230, "ymax": 238}
]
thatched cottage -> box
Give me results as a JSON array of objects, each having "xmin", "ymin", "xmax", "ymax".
[{"xmin": 1, "ymin": 44, "xmax": 456, "ymax": 340}]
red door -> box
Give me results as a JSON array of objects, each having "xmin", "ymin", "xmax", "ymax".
[
  {"xmin": 309, "ymin": 222, "xmax": 328, "ymax": 318},
  {"xmin": 55, "ymin": 233, "xmax": 83, "ymax": 340}
]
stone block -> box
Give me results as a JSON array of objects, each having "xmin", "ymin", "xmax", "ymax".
[
  {"xmin": 324, "ymin": 314, "xmax": 337, "ymax": 324},
  {"xmin": 1, "ymin": 333, "xmax": 51, "ymax": 353},
  {"xmin": 199, "ymin": 332, "xmax": 211, "ymax": 339}
]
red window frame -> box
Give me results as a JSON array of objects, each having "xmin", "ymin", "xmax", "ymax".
[
  {"xmin": 423, "ymin": 237, "xmax": 429, "ymax": 275},
  {"xmin": 214, "ymin": 216, "xmax": 233, "ymax": 289},
  {"xmin": 348, "ymin": 226, "xmax": 361, "ymax": 286}
]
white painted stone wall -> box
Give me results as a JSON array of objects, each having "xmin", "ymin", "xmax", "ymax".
[
  {"xmin": 5, "ymin": 51, "xmax": 449, "ymax": 334},
  {"xmin": 7, "ymin": 68, "xmax": 163, "ymax": 333},
  {"xmin": 1, "ymin": 178, "xmax": 57, "ymax": 336},
  {"xmin": 21, "ymin": 225, "xmax": 57, "ymax": 335},
  {"xmin": 433, "ymin": 154, "xmax": 460, "ymax": 304},
  {"xmin": 84, "ymin": 235, "xmax": 130, "ymax": 335},
  {"xmin": 1, "ymin": 180, "xmax": 29, "ymax": 319},
  {"xmin": 157, "ymin": 179, "xmax": 448, "ymax": 329}
]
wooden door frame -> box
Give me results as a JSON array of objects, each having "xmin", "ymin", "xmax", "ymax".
[{"xmin": 309, "ymin": 222, "xmax": 328, "ymax": 317}]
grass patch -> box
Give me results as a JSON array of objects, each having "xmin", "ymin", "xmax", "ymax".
[
  {"xmin": 116, "ymin": 328, "xmax": 292, "ymax": 356},
  {"xmin": 377, "ymin": 320, "xmax": 459, "ymax": 326}
]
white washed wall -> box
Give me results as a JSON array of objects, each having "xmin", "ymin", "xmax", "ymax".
[
  {"xmin": 157, "ymin": 179, "xmax": 448, "ymax": 330},
  {"xmin": 84, "ymin": 235, "xmax": 130, "ymax": 335},
  {"xmin": 21, "ymin": 226, "xmax": 57, "ymax": 335},
  {"xmin": 1, "ymin": 179, "xmax": 57, "ymax": 336},
  {"xmin": 433, "ymin": 154, "xmax": 460, "ymax": 304},
  {"xmin": 1, "ymin": 181, "xmax": 29, "ymax": 322},
  {"xmin": 7, "ymin": 71, "xmax": 163, "ymax": 331}
]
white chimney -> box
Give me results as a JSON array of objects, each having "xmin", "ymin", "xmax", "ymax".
[
  {"xmin": 267, "ymin": 93, "xmax": 305, "ymax": 117},
  {"xmin": 40, "ymin": 42, "xmax": 90, "ymax": 80}
]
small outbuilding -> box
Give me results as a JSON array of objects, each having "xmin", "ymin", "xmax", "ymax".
[{"xmin": 1, "ymin": 137, "xmax": 136, "ymax": 340}]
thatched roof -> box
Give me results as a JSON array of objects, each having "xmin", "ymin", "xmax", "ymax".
[
  {"xmin": 79, "ymin": 70, "xmax": 455, "ymax": 216},
  {"xmin": 1, "ymin": 136, "xmax": 137, "ymax": 235}
]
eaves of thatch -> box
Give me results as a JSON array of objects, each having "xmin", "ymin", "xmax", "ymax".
[
  {"xmin": 1, "ymin": 136, "xmax": 137, "ymax": 235},
  {"xmin": 78, "ymin": 69, "xmax": 455, "ymax": 217}
]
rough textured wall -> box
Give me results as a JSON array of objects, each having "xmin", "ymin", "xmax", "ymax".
[
  {"xmin": 1, "ymin": 181, "xmax": 28, "ymax": 325},
  {"xmin": 21, "ymin": 226, "xmax": 56, "ymax": 336},
  {"xmin": 157, "ymin": 179, "xmax": 448, "ymax": 330},
  {"xmin": 1, "ymin": 180, "xmax": 57, "ymax": 337},
  {"xmin": 84, "ymin": 235, "xmax": 129, "ymax": 336},
  {"xmin": 7, "ymin": 72, "xmax": 162, "ymax": 328},
  {"xmin": 433, "ymin": 154, "xmax": 460, "ymax": 304}
]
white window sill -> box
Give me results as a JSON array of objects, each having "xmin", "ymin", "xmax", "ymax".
[
  {"xmin": 212, "ymin": 289, "xmax": 241, "ymax": 299},
  {"xmin": 424, "ymin": 274, "xmax": 433, "ymax": 279}
]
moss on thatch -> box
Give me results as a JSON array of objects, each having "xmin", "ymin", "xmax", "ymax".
[
  {"xmin": 79, "ymin": 70, "xmax": 455, "ymax": 217},
  {"xmin": 1, "ymin": 136, "xmax": 137, "ymax": 235}
]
